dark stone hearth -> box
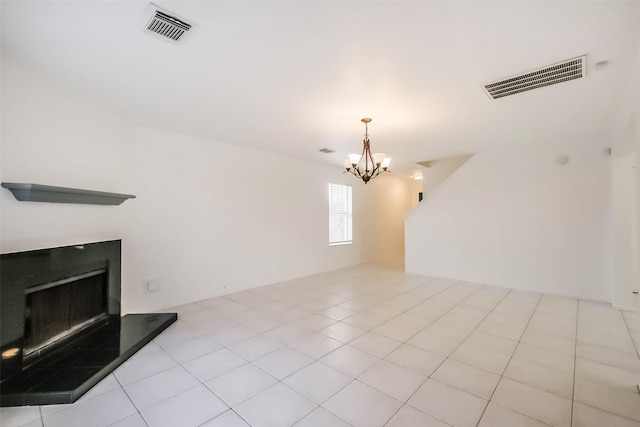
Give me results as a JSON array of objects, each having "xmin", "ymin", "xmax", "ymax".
[
  {"xmin": 0, "ymin": 313, "xmax": 176, "ymax": 406},
  {"xmin": 0, "ymin": 240, "xmax": 177, "ymax": 406}
]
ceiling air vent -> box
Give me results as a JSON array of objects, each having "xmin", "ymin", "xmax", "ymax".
[
  {"xmin": 483, "ymin": 55, "xmax": 587, "ymax": 100},
  {"xmin": 145, "ymin": 10, "xmax": 191, "ymax": 41}
]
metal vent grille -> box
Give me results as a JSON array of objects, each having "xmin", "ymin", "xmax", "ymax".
[
  {"xmin": 146, "ymin": 10, "xmax": 191, "ymax": 41},
  {"xmin": 484, "ymin": 55, "xmax": 587, "ymax": 100}
]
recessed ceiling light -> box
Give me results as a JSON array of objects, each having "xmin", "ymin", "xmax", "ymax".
[{"xmin": 319, "ymin": 148, "xmax": 335, "ymax": 153}]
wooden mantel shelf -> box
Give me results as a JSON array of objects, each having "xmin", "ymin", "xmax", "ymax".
[{"xmin": 1, "ymin": 183, "xmax": 136, "ymax": 205}]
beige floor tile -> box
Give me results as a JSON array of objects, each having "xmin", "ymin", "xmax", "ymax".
[
  {"xmin": 0, "ymin": 406, "xmax": 42, "ymax": 427},
  {"xmin": 205, "ymin": 364, "xmax": 278, "ymax": 407},
  {"xmin": 319, "ymin": 322, "xmax": 367, "ymax": 343},
  {"xmin": 576, "ymin": 342, "xmax": 640, "ymax": 373},
  {"xmin": 252, "ymin": 347, "xmax": 313, "ymax": 380},
  {"xmin": 320, "ymin": 345, "xmax": 380, "ymax": 378},
  {"xmin": 408, "ymin": 379, "xmax": 488, "ymax": 427},
  {"xmin": 478, "ymin": 402, "xmax": 551, "ymax": 427},
  {"xmin": 577, "ymin": 329, "xmax": 637, "ymax": 355},
  {"xmin": 349, "ymin": 332, "xmax": 402, "ymax": 358},
  {"xmin": 201, "ymin": 410, "xmax": 250, "ymax": 427},
  {"xmin": 139, "ymin": 386, "xmax": 228, "ymax": 427},
  {"xmin": 492, "ymin": 377, "xmax": 572, "ymax": 427},
  {"xmin": 579, "ymin": 319, "xmax": 634, "ymax": 341},
  {"xmin": 319, "ymin": 306, "xmax": 356, "ymax": 321},
  {"xmin": 574, "ymin": 376, "xmax": 640, "ymax": 422},
  {"xmin": 384, "ymin": 344, "xmax": 445, "ymax": 377},
  {"xmin": 183, "ymin": 349, "xmax": 247, "ymax": 382},
  {"xmin": 407, "ymin": 329, "xmax": 466, "ymax": 357},
  {"xmin": 576, "ymin": 358, "xmax": 640, "ymax": 393},
  {"xmin": 475, "ymin": 320, "xmax": 525, "ymax": 341},
  {"xmin": 373, "ymin": 318, "xmax": 428, "ymax": 342},
  {"xmin": 485, "ymin": 311, "xmax": 531, "ymax": 329},
  {"xmin": 573, "ymin": 402, "xmax": 640, "ymax": 427},
  {"xmin": 504, "ymin": 358, "xmax": 574, "ymax": 398},
  {"xmin": 438, "ymin": 312, "xmax": 483, "ymax": 330},
  {"xmin": 342, "ymin": 312, "xmax": 391, "ymax": 330},
  {"xmin": 294, "ymin": 314, "xmax": 337, "ymax": 332},
  {"xmin": 431, "ymin": 359, "xmax": 500, "ymax": 399},
  {"xmin": 450, "ymin": 342, "xmax": 512, "ymax": 375},
  {"xmin": 527, "ymin": 318, "xmax": 577, "ymax": 340},
  {"xmin": 462, "ymin": 332, "xmax": 518, "ymax": 356},
  {"xmin": 385, "ymin": 405, "xmax": 451, "ymax": 427},
  {"xmin": 227, "ymin": 335, "xmax": 283, "ymax": 361},
  {"xmin": 359, "ymin": 360, "xmax": 427, "ymax": 402},
  {"xmin": 283, "ymin": 362, "xmax": 352, "ymax": 404},
  {"xmin": 322, "ymin": 380, "xmax": 403, "ymax": 427},
  {"xmin": 288, "ymin": 333, "xmax": 344, "ymax": 359},
  {"xmin": 234, "ymin": 383, "xmax": 316, "ymax": 427},
  {"xmin": 512, "ymin": 342, "xmax": 575, "ymax": 374},
  {"xmin": 293, "ymin": 407, "xmax": 351, "ymax": 427},
  {"xmin": 521, "ymin": 330, "xmax": 576, "ymax": 356},
  {"xmin": 264, "ymin": 324, "xmax": 313, "ymax": 344}
]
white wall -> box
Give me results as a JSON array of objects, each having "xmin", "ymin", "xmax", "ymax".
[
  {"xmin": 610, "ymin": 36, "xmax": 640, "ymax": 310},
  {"xmin": 1, "ymin": 55, "xmax": 411, "ymax": 314},
  {"xmin": 405, "ymin": 139, "xmax": 612, "ymax": 301},
  {"xmin": 420, "ymin": 155, "xmax": 472, "ymax": 196},
  {"xmin": 0, "ymin": 57, "xmax": 135, "ymax": 252},
  {"xmin": 126, "ymin": 127, "xmax": 411, "ymax": 312},
  {"xmin": 611, "ymin": 143, "xmax": 637, "ymax": 309}
]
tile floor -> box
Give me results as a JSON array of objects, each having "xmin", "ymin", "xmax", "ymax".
[{"xmin": 2, "ymin": 260, "xmax": 640, "ymax": 427}]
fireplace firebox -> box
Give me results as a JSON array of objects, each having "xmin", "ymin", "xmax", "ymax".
[
  {"xmin": 0, "ymin": 240, "xmax": 177, "ymax": 406},
  {"xmin": 24, "ymin": 268, "xmax": 108, "ymax": 365}
]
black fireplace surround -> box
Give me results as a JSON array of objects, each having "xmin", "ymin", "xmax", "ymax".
[{"xmin": 0, "ymin": 240, "xmax": 177, "ymax": 406}]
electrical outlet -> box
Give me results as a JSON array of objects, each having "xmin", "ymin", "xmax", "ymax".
[{"xmin": 144, "ymin": 279, "xmax": 160, "ymax": 293}]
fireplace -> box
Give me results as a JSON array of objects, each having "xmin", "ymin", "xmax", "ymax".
[
  {"xmin": 24, "ymin": 268, "xmax": 108, "ymax": 366},
  {"xmin": 0, "ymin": 240, "xmax": 177, "ymax": 406}
]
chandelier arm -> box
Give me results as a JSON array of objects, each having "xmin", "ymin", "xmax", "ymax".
[{"xmin": 350, "ymin": 167, "xmax": 364, "ymax": 179}]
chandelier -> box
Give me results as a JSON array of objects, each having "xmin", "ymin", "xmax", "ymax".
[{"xmin": 344, "ymin": 118, "xmax": 391, "ymax": 184}]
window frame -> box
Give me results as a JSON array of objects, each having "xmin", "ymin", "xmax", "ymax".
[{"xmin": 328, "ymin": 183, "xmax": 353, "ymax": 246}]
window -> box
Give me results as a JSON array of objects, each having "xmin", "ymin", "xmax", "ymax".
[{"xmin": 328, "ymin": 183, "xmax": 352, "ymax": 245}]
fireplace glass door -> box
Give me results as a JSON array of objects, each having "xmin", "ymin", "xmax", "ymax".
[{"xmin": 24, "ymin": 269, "xmax": 108, "ymax": 358}]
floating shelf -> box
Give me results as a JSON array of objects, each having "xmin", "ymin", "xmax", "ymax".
[{"xmin": 1, "ymin": 183, "xmax": 136, "ymax": 206}]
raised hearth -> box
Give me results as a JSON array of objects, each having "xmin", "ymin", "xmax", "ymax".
[
  {"xmin": 0, "ymin": 313, "xmax": 176, "ymax": 406},
  {"xmin": 0, "ymin": 240, "xmax": 177, "ymax": 406}
]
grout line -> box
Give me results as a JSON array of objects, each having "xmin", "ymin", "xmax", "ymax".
[
  {"xmin": 570, "ymin": 299, "xmax": 580, "ymax": 427},
  {"xmin": 289, "ymin": 278, "xmax": 465, "ymax": 424},
  {"xmin": 376, "ymin": 279, "xmax": 489, "ymax": 426},
  {"xmin": 293, "ymin": 279, "xmax": 477, "ymax": 426},
  {"xmin": 388, "ymin": 282, "xmax": 513, "ymax": 427},
  {"xmin": 621, "ymin": 310, "xmax": 640, "ymax": 360},
  {"xmin": 472, "ymin": 289, "xmax": 543, "ymax": 427},
  {"xmin": 113, "ymin": 374, "xmax": 150, "ymax": 427}
]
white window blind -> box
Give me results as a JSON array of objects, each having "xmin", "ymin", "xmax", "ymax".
[{"xmin": 328, "ymin": 183, "xmax": 352, "ymax": 245}]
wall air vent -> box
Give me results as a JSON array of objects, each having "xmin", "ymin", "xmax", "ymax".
[
  {"xmin": 483, "ymin": 55, "xmax": 587, "ymax": 100},
  {"xmin": 145, "ymin": 10, "xmax": 191, "ymax": 41}
]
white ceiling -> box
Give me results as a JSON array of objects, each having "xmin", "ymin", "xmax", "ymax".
[{"xmin": 2, "ymin": 1, "xmax": 640, "ymax": 176}]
